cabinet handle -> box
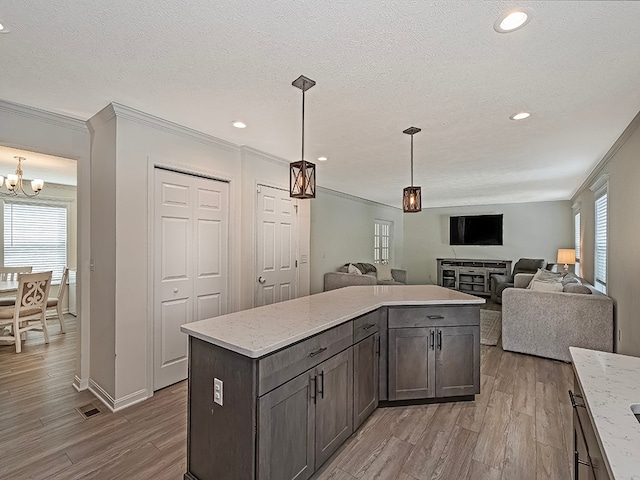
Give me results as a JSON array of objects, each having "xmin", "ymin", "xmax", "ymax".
[
  {"xmin": 437, "ymin": 330, "xmax": 442, "ymax": 350},
  {"xmin": 309, "ymin": 347, "xmax": 327, "ymax": 358},
  {"xmin": 318, "ymin": 371, "xmax": 325, "ymax": 399},
  {"xmin": 430, "ymin": 330, "xmax": 435, "ymax": 350},
  {"xmin": 427, "ymin": 315, "xmax": 444, "ymax": 320},
  {"xmin": 568, "ymin": 390, "xmax": 586, "ymax": 409},
  {"xmin": 376, "ymin": 335, "xmax": 380, "ymax": 355},
  {"xmin": 577, "ymin": 458, "xmax": 591, "ymax": 467},
  {"xmin": 363, "ymin": 323, "xmax": 376, "ymax": 330},
  {"xmin": 310, "ymin": 375, "xmax": 317, "ymax": 404}
]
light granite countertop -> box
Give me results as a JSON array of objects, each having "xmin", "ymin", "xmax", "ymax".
[
  {"xmin": 181, "ymin": 285, "xmax": 484, "ymax": 358},
  {"xmin": 570, "ymin": 347, "xmax": 640, "ymax": 480}
]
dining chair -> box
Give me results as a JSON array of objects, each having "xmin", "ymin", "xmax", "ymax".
[
  {"xmin": 46, "ymin": 267, "xmax": 69, "ymax": 333},
  {"xmin": 0, "ymin": 266, "xmax": 33, "ymax": 281},
  {"xmin": 0, "ymin": 271, "xmax": 52, "ymax": 353}
]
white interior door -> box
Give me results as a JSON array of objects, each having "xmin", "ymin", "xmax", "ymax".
[
  {"xmin": 255, "ymin": 184, "xmax": 298, "ymax": 307},
  {"xmin": 154, "ymin": 168, "xmax": 229, "ymax": 390}
]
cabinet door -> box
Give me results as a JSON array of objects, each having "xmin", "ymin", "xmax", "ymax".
[
  {"xmin": 315, "ymin": 348, "xmax": 354, "ymax": 468},
  {"xmin": 258, "ymin": 372, "xmax": 315, "ymax": 480},
  {"xmin": 353, "ymin": 333, "xmax": 379, "ymax": 429},
  {"xmin": 435, "ymin": 326, "xmax": 480, "ymax": 397},
  {"xmin": 388, "ymin": 327, "xmax": 435, "ymax": 400}
]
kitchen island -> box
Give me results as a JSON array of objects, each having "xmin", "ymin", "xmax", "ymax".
[
  {"xmin": 181, "ymin": 285, "xmax": 484, "ymax": 480},
  {"xmin": 570, "ymin": 347, "xmax": 640, "ymax": 480}
]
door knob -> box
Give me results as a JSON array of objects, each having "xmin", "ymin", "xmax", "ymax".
[
  {"xmin": 258, "ymin": 276, "xmax": 266, "ymax": 284},
  {"xmin": 173, "ymin": 288, "xmax": 179, "ymax": 293}
]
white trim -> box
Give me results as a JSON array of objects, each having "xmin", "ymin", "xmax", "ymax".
[
  {"xmin": 0, "ymin": 99, "xmax": 89, "ymax": 133},
  {"xmin": 146, "ymin": 156, "xmax": 235, "ymax": 396},
  {"xmin": 112, "ymin": 103, "xmax": 240, "ymax": 153},
  {"xmin": 590, "ymin": 174, "xmax": 610, "ymax": 194},
  {"xmin": 571, "ymin": 111, "xmax": 640, "ymax": 200},
  {"xmin": 89, "ymin": 379, "xmax": 149, "ymax": 412},
  {"xmin": 73, "ymin": 374, "xmax": 89, "ymax": 392},
  {"xmin": 242, "ymin": 146, "xmax": 290, "ymax": 166}
]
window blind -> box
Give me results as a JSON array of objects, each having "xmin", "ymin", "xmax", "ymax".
[
  {"xmin": 574, "ymin": 211, "xmax": 581, "ymax": 262},
  {"xmin": 594, "ymin": 192, "xmax": 608, "ymax": 289},
  {"xmin": 4, "ymin": 201, "xmax": 68, "ymax": 283}
]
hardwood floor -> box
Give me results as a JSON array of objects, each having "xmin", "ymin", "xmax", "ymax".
[{"xmin": 0, "ymin": 315, "xmax": 574, "ymax": 480}]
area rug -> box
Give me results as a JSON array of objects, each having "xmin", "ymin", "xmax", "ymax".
[{"xmin": 480, "ymin": 309, "xmax": 502, "ymax": 346}]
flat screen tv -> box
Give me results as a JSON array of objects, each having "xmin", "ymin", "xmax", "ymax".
[{"xmin": 450, "ymin": 214, "xmax": 503, "ymax": 246}]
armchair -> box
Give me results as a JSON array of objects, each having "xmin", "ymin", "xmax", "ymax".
[{"xmin": 490, "ymin": 258, "xmax": 545, "ymax": 303}]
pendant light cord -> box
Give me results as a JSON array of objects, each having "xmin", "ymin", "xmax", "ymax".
[
  {"xmin": 301, "ymin": 86, "xmax": 305, "ymax": 161},
  {"xmin": 410, "ymin": 134, "xmax": 414, "ymax": 186}
]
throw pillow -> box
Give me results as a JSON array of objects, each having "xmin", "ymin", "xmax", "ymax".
[
  {"xmin": 338, "ymin": 265, "xmax": 349, "ymax": 273},
  {"xmin": 526, "ymin": 269, "xmax": 564, "ymax": 289},
  {"xmin": 530, "ymin": 279, "xmax": 564, "ymax": 292},
  {"xmin": 348, "ymin": 263, "xmax": 362, "ymax": 275},
  {"xmin": 376, "ymin": 264, "xmax": 394, "ymax": 282},
  {"xmin": 561, "ymin": 272, "xmax": 581, "ymax": 286},
  {"xmin": 563, "ymin": 284, "xmax": 592, "ymax": 294}
]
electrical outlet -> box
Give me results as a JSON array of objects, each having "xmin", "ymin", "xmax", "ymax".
[
  {"xmin": 301, "ymin": 254, "xmax": 308, "ymax": 264},
  {"xmin": 214, "ymin": 378, "xmax": 223, "ymax": 406}
]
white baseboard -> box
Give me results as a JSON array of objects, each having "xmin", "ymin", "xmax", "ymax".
[
  {"xmin": 88, "ymin": 379, "xmax": 150, "ymax": 412},
  {"xmin": 73, "ymin": 375, "xmax": 89, "ymax": 391}
]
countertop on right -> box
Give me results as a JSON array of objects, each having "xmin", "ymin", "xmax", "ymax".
[{"xmin": 570, "ymin": 347, "xmax": 640, "ymax": 480}]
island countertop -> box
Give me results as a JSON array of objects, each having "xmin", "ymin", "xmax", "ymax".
[
  {"xmin": 180, "ymin": 285, "xmax": 484, "ymax": 358},
  {"xmin": 570, "ymin": 347, "xmax": 640, "ymax": 480}
]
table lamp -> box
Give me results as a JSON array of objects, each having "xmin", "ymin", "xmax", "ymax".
[{"xmin": 557, "ymin": 248, "xmax": 576, "ymax": 272}]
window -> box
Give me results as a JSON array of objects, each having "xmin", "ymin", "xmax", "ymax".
[
  {"xmin": 594, "ymin": 187, "xmax": 608, "ymax": 293},
  {"xmin": 374, "ymin": 219, "xmax": 393, "ymax": 264},
  {"xmin": 4, "ymin": 201, "xmax": 68, "ymax": 283},
  {"xmin": 574, "ymin": 211, "xmax": 581, "ymax": 274}
]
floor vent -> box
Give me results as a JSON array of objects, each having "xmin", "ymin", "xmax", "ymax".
[{"xmin": 76, "ymin": 403, "xmax": 102, "ymax": 419}]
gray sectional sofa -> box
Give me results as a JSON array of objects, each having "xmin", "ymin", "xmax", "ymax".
[
  {"xmin": 324, "ymin": 263, "xmax": 407, "ymax": 291},
  {"xmin": 502, "ymin": 273, "xmax": 614, "ymax": 362}
]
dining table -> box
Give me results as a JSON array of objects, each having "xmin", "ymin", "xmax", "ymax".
[{"xmin": 0, "ymin": 280, "xmax": 19, "ymax": 294}]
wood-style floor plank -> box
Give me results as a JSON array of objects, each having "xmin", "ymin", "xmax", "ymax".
[{"xmin": 3, "ymin": 313, "xmax": 575, "ymax": 480}]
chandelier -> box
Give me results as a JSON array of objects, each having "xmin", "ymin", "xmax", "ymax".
[{"xmin": 0, "ymin": 157, "xmax": 45, "ymax": 197}]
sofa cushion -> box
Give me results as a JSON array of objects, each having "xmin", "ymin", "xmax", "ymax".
[
  {"xmin": 563, "ymin": 284, "xmax": 592, "ymax": 294},
  {"xmin": 513, "ymin": 258, "xmax": 546, "ymax": 275},
  {"xmin": 348, "ymin": 264, "xmax": 362, "ymax": 275},
  {"xmin": 530, "ymin": 280, "xmax": 564, "ymax": 292},
  {"xmin": 375, "ymin": 264, "xmax": 394, "ymax": 282}
]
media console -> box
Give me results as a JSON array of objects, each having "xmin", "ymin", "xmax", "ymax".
[{"xmin": 437, "ymin": 258, "xmax": 512, "ymax": 296}]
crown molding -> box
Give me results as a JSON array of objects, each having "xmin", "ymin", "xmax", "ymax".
[
  {"xmin": 241, "ymin": 146, "xmax": 289, "ymax": 167},
  {"xmin": 317, "ymin": 186, "xmax": 401, "ymax": 211},
  {"xmin": 0, "ymin": 99, "xmax": 89, "ymax": 133},
  {"xmin": 86, "ymin": 103, "xmax": 116, "ymax": 134},
  {"xmin": 571, "ymin": 109, "xmax": 640, "ymax": 200},
  {"xmin": 108, "ymin": 103, "xmax": 240, "ymax": 153}
]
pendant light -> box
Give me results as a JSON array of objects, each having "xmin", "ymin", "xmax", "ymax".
[
  {"xmin": 402, "ymin": 126, "xmax": 422, "ymax": 213},
  {"xmin": 289, "ymin": 75, "xmax": 316, "ymax": 199}
]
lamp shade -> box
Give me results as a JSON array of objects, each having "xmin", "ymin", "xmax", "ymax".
[{"xmin": 557, "ymin": 248, "xmax": 576, "ymax": 265}]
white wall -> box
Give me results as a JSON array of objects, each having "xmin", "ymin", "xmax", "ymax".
[
  {"xmin": 0, "ymin": 99, "xmax": 91, "ymax": 390},
  {"xmin": 310, "ymin": 188, "xmax": 404, "ymax": 294},
  {"xmin": 403, "ymin": 201, "xmax": 573, "ymax": 285},
  {"xmin": 87, "ymin": 103, "xmax": 311, "ymax": 408},
  {"xmin": 572, "ymin": 112, "xmax": 640, "ymax": 357}
]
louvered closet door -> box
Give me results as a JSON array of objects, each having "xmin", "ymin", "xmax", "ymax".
[
  {"xmin": 153, "ymin": 168, "xmax": 229, "ymax": 390},
  {"xmin": 255, "ymin": 184, "xmax": 298, "ymax": 307}
]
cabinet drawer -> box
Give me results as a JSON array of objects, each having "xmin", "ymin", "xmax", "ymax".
[
  {"xmin": 388, "ymin": 306, "xmax": 479, "ymax": 328},
  {"xmin": 258, "ymin": 322, "xmax": 353, "ymax": 396},
  {"xmin": 353, "ymin": 310, "xmax": 380, "ymax": 343}
]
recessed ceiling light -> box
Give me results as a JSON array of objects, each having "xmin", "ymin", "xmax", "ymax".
[
  {"xmin": 494, "ymin": 10, "xmax": 531, "ymax": 33},
  {"xmin": 510, "ymin": 112, "xmax": 531, "ymax": 120},
  {"xmin": 317, "ymin": 156, "xmax": 328, "ymax": 161},
  {"xmin": 0, "ymin": 22, "xmax": 10, "ymax": 33},
  {"xmin": 232, "ymin": 121, "xmax": 247, "ymax": 129}
]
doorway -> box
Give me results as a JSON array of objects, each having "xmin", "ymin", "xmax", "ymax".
[{"xmin": 153, "ymin": 167, "xmax": 229, "ymax": 390}]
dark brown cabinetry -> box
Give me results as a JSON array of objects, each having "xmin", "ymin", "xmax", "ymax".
[
  {"xmin": 387, "ymin": 307, "xmax": 480, "ymax": 401},
  {"xmin": 353, "ymin": 332, "xmax": 379, "ymax": 429},
  {"xmin": 570, "ymin": 381, "xmax": 611, "ymax": 480},
  {"xmin": 258, "ymin": 348, "xmax": 353, "ymax": 480}
]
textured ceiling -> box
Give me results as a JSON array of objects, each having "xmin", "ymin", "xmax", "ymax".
[{"xmin": 1, "ymin": 1, "xmax": 639, "ymax": 207}]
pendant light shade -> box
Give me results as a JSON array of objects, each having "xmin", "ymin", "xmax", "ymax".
[
  {"xmin": 402, "ymin": 126, "xmax": 422, "ymax": 213},
  {"xmin": 290, "ymin": 75, "xmax": 316, "ymax": 199}
]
